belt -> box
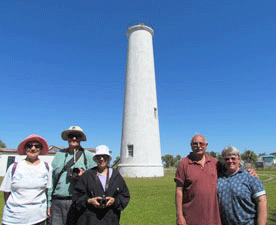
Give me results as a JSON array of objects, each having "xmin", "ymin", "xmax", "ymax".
[{"xmin": 52, "ymin": 195, "xmax": 72, "ymax": 200}]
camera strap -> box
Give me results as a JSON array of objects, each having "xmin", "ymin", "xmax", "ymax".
[
  {"xmin": 51, "ymin": 148, "xmax": 84, "ymax": 197},
  {"xmin": 104, "ymin": 168, "xmax": 110, "ymax": 192}
]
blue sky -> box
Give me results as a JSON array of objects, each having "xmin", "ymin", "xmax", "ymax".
[{"xmin": 1, "ymin": 0, "xmax": 275, "ymax": 159}]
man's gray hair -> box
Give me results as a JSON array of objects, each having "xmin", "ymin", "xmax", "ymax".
[
  {"xmin": 190, "ymin": 134, "xmax": 208, "ymax": 145},
  {"xmin": 222, "ymin": 146, "xmax": 240, "ymax": 157}
]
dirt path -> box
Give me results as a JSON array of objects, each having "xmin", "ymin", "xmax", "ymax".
[{"xmin": 259, "ymin": 173, "xmax": 276, "ymax": 183}]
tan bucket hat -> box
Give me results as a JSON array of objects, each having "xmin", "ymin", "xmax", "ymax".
[{"xmin": 61, "ymin": 126, "xmax": 87, "ymax": 141}]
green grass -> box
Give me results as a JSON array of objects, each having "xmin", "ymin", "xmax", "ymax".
[
  {"xmin": 0, "ymin": 169, "xmax": 275, "ymax": 224},
  {"xmin": 121, "ymin": 170, "xmax": 176, "ymax": 225},
  {"xmin": 258, "ymin": 170, "xmax": 276, "ymax": 224},
  {"xmin": 0, "ymin": 178, "xmax": 3, "ymax": 221}
]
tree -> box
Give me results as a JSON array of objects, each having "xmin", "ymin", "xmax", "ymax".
[
  {"xmin": 162, "ymin": 154, "xmax": 182, "ymax": 168},
  {"xmin": 0, "ymin": 140, "xmax": 6, "ymax": 148},
  {"xmin": 206, "ymin": 151, "xmax": 217, "ymax": 158},
  {"xmin": 174, "ymin": 155, "xmax": 182, "ymax": 167},
  {"xmin": 162, "ymin": 154, "xmax": 175, "ymax": 168},
  {"xmin": 217, "ymin": 155, "xmax": 224, "ymax": 163},
  {"xmin": 241, "ymin": 150, "xmax": 258, "ymax": 163},
  {"xmin": 111, "ymin": 156, "xmax": 120, "ymax": 168},
  {"xmin": 258, "ymin": 153, "xmax": 266, "ymax": 157}
]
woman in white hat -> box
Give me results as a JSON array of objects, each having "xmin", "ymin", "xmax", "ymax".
[
  {"xmin": 72, "ymin": 145, "xmax": 130, "ymax": 225},
  {"xmin": 0, "ymin": 135, "xmax": 51, "ymax": 225}
]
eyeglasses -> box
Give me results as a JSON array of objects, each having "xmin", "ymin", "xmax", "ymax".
[
  {"xmin": 68, "ymin": 134, "xmax": 82, "ymax": 139},
  {"xmin": 192, "ymin": 142, "xmax": 207, "ymax": 147},
  {"xmin": 94, "ymin": 155, "xmax": 109, "ymax": 161},
  {"xmin": 224, "ymin": 157, "xmax": 238, "ymax": 161},
  {"xmin": 26, "ymin": 143, "xmax": 42, "ymax": 149}
]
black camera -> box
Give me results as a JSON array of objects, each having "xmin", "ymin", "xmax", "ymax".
[
  {"xmin": 67, "ymin": 168, "xmax": 81, "ymax": 177},
  {"xmin": 98, "ymin": 195, "xmax": 107, "ymax": 207}
]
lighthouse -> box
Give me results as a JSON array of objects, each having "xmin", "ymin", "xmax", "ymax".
[{"xmin": 118, "ymin": 24, "xmax": 164, "ymax": 177}]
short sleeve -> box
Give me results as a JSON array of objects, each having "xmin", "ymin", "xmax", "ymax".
[
  {"xmin": 46, "ymin": 165, "xmax": 52, "ymax": 189},
  {"xmin": 174, "ymin": 159, "xmax": 185, "ymax": 186},
  {"xmin": 249, "ymin": 176, "xmax": 266, "ymax": 199},
  {"xmin": 0, "ymin": 163, "xmax": 14, "ymax": 192}
]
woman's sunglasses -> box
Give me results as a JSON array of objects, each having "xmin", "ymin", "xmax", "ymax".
[
  {"xmin": 26, "ymin": 143, "xmax": 42, "ymax": 149},
  {"xmin": 94, "ymin": 155, "xmax": 109, "ymax": 161}
]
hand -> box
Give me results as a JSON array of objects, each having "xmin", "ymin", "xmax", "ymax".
[
  {"xmin": 247, "ymin": 168, "xmax": 259, "ymax": 178},
  {"xmin": 47, "ymin": 207, "xmax": 51, "ymax": 217},
  {"xmin": 78, "ymin": 168, "xmax": 85, "ymax": 177},
  {"xmin": 70, "ymin": 168, "xmax": 85, "ymax": 179},
  {"xmin": 105, "ymin": 197, "xmax": 115, "ymax": 207},
  {"xmin": 176, "ymin": 214, "xmax": 186, "ymax": 225},
  {"xmin": 88, "ymin": 197, "xmax": 102, "ymax": 208}
]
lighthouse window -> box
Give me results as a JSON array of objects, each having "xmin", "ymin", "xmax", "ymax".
[
  {"xmin": 154, "ymin": 107, "xmax": 157, "ymax": 118},
  {"xmin": 128, "ymin": 145, "xmax": 134, "ymax": 157}
]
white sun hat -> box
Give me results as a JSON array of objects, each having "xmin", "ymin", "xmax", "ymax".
[{"xmin": 93, "ymin": 145, "xmax": 112, "ymax": 161}]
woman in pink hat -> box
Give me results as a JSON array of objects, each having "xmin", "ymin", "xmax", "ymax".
[{"xmin": 0, "ymin": 135, "xmax": 52, "ymax": 225}]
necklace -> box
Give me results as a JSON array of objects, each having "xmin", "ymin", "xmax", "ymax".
[{"xmin": 97, "ymin": 167, "xmax": 107, "ymax": 175}]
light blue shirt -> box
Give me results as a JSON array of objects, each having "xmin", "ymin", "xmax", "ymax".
[
  {"xmin": 217, "ymin": 168, "xmax": 266, "ymax": 225},
  {"xmin": 48, "ymin": 148, "xmax": 96, "ymax": 206},
  {"xmin": 97, "ymin": 168, "xmax": 113, "ymax": 191}
]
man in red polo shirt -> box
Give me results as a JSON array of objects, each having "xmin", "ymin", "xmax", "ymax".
[{"xmin": 174, "ymin": 134, "xmax": 221, "ymax": 225}]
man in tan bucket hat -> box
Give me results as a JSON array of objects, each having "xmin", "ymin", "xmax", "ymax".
[{"xmin": 47, "ymin": 126, "xmax": 96, "ymax": 225}]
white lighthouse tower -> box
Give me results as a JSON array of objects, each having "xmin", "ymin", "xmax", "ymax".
[{"xmin": 118, "ymin": 24, "xmax": 164, "ymax": 177}]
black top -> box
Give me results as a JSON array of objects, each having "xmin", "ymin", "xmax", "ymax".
[{"xmin": 71, "ymin": 167, "xmax": 130, "ymax": 225}]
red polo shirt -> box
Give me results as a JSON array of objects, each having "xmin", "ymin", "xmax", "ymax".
[{"xmin": 175, "ymin": 153, "xmax": 221, "ymax": 225}]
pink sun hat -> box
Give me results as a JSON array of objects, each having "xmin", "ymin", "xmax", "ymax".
[{"xmin": 17, "ymin": 134, "xmax": 49, "ymax": 155}]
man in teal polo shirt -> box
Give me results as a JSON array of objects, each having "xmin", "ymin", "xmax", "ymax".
[{"xmin": 48, "ymin": 126, "xmax": 96, "ymax": 225}]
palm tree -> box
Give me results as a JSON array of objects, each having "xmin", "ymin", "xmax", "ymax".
[{"xmin": 241, "ymin": 150, "xmax": 257, "ymax": 164}]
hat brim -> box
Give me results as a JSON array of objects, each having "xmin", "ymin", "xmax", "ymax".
[
  {"xmin": 61, "ymin": 130, "xmax": 87, "ymax": 141},
  {"xmin": 17, "ymin": 135, "xmax": 49, "ymax": 155}
]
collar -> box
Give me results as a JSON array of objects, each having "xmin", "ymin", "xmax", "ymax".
[
  {"xmin": 187, "ymin": 152, "xmax": 211, "ymax": 164},
  {"xmin": 224, "ymin": 168, "xmax": 243, "ymax": 177},
  {"xmin": 66, "ymin": 146, "xmax": 84, "ymax": 154}
]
